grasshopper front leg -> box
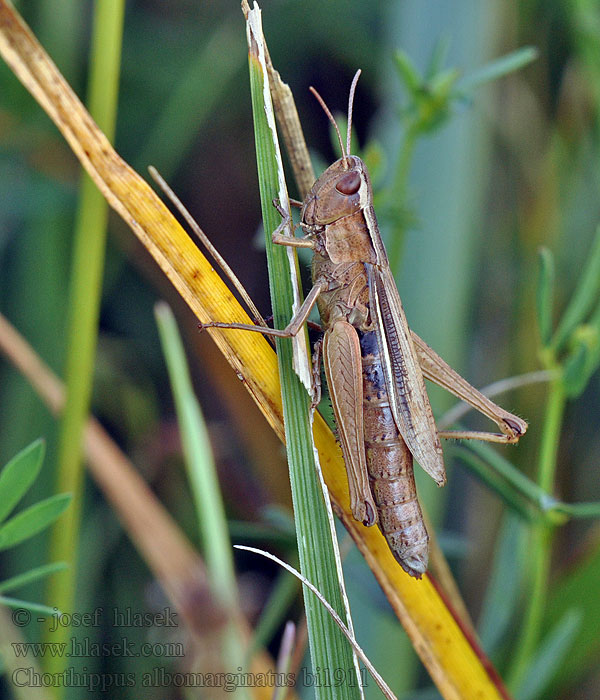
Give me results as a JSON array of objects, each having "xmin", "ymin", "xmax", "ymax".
[
  {"xmin": 271, "ymin": 198, "xmax": 318, "ymax": 249},
  {"xmin": 200, "ymin": 278, "xmax": 326, "ymax": 338},
  {"xmin": 200, "ymin": 204, "xmax": 324, "ymax": 338},
  {"xmin": 411, "ymin": 332, "xmax": 528, "ymax": 444}
]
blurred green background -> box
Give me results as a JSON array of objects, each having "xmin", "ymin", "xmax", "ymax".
[{"xmin": 1, "ymin": 1, "xmax": 600, "ymax": 698}]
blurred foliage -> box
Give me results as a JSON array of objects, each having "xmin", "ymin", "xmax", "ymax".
[
  {"xmin": 1, "ymin": 1, "xmax": 600, "ymax": 699},
  {"xmin": 0, "ymin": 439, "xmax": 70, "ymax": 616}
]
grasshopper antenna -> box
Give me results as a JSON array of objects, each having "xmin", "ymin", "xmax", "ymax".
[
  {"xmin": 309, "ymin": 85, "xmax": 349, "ymax": 168},
  {"xmin": 347, "ymin": 69, "xmax": 361, "ymax": 160}
]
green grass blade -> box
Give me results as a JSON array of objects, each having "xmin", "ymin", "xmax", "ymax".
[
  {"xmin": 155, "ymin": 302, "xmax": 247, "ymax": 688},
  {"xmin": 477, "ymin": 512, "xmax": 525, "ymax": 652},
  {"xmin": 453, "ymin": 445, "xmax": 536, "ymax": 520},
  {"xmin": 552, "ymin": 500, "xmax": 600, "ymax": 518},
  {"xmin": 514, "ymin": 610, "xmax": 581, "ymax": 700},
  {"xmin": 394, "ymin": 49, "xmax": 421, "ymax": 96},
  {"xmin": 0, "ymin": 596, "xmax": 63, "ymax": 617},
  {"xmin": 245, "ymin": 7, "xmax": 359, "ymax": 697},
  {"xmin": 154, "ymin": 303, "xmax": 237, "ymax": 603},
  {"xmin": 460, "ymin": 441, "xmax": 564, "ymax": 517},
  {"xmin": 0, "ymin": 494, "xmax": 71, "ymax": 552},
  {"xmin": 457, "ymin": 46, "xmax": 538, "ymax": 93},
  {"xmin": 0, "ymin": 439, "xmax": 45, "ymax": 523},
  {"xmin": 47, "ymin": 0, "xmax": 125, "ymax": 666},
  {"xmin": 247, "ymin": 568, "xmax": 299, "ymax": 660},
  {"xmin": 0, "ymin": 562, "xmax": 68, "ymax": 594},
  {"xmin": 544, "ymin": 547, "xmax": 600, "ymax": 690}
]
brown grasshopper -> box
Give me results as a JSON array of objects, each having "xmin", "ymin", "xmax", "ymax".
[{"xmin": 201, "ymin": 70, "xmax": 527, "ymax": 577}]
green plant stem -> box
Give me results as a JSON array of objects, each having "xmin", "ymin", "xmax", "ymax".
[
  {"xmin": 507, "ymin": 371, "xmax": 566, "ymax": 690},
  {"xmin": 45, "ymin": 0, "xmax": 125, "ymax": 686}
]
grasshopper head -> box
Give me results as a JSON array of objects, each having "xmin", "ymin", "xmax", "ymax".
[
  {"xmin": 303, "ymin": 71, "xmax": 372, "ymax": 227},
  {"xmin": 302, "ymin": 155, "xmax": 371, "ymax": 226}
]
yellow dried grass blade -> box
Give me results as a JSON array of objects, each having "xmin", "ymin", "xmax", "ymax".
[{"xmin": 0, "ymin": 3, "xmax": 510, "ymax": 698}]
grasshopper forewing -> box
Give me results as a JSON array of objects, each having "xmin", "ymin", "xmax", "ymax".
[{"xmin": 199, "ymin": 69, "xmax": 527, "ymax": 577}]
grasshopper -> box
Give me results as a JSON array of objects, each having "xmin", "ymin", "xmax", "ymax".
[{"xmin": 201, "ymin": 70, "xmax": 527, "ymax": 577}]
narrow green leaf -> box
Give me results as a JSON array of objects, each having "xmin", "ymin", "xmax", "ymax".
[
  {"xmin": 453, "ymin": 444, "xmax": 537, "ymax": 521},
  {"xmin": 425, "ymin": 37, "xmax": 451, "ymax": 80},
  {"xmin": 429, "ymin": 67, "xmax": 460, "ymax": 97},
  {"xmin": 456, "ymin": 442, "xmax": 600, "ymax": 524},
  {"xmin": 562, "ymin": 325, "xmax": 599, "ymax": 397},
  {"xmin": 545, "ymin": 547, "xmax": 600, "ymax": 689},
  {"xmin": 552, "ymin": 225, "xmax": 600, "ymax": 352},
  {"xmin": 455, "ymin": 450, "xmax": 532, "ymax": 520},
  {"xmin": 394, "ymin": 49, "xmax": 421, "ymax": 95},
  {"xmin": 0, "ymin": 562, "xmax": 68, "ymax": 593},
  {"xmin": 0, "ymin": 494, "xmax": 71, "ymax": 551},
  {"xmin": 246, "ymin": 8, "xmax": 359, "ymax": 697},
  {"xmin": 0, "ymin": 439, "xmax": 45, "ymax": 524},
  {"xmin": 155, "ymin": 302, "xmax": 247, "ymax": 687},
  {"xmin": 514, "ymin": 610, "xmax": 581, "ymax": 700},
  {"xmin": 48, "ymin": 4, "xmax": 125, "ymax": 683},
  {"xmin": 552, "ymin": 500, "xmax": 600, "ymax": 519},
  {"xmin": 465, "ymin": 441, "xmax": 562, "ymax": 516},
  {"xmin": 477, "ymin": 512, "xmax": 525, "ymax": 652},
  {"xmin": 155, "ymin": 303, "xmax": 236, "ymax": 599},
  {"xmin": 536, "ymin": 247, "xmax": 555, "ymax": 348},
  {"xmin": 457, "ymin": 46, "xmax": 538, "ymax": 93},
  {"xmin": 247, "ymin": 568, "xmax": 299, "ymax": 660},
  {"xmin": 0, "ymin": 595, "xmax": 62, "ymax": 617}
]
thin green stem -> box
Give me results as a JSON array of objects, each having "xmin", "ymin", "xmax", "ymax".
[
  {"xmin": 507, "ymin": 371, "xmax": 566, "ymax": 690},
  {"xmin": 45, "ymin": 0, "xmax": 125, "ymax": 690}
]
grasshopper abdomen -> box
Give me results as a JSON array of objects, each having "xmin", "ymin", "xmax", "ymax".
[{"xmin": 360, "ymin": 330, "xmax": 429, "ymax": 577}]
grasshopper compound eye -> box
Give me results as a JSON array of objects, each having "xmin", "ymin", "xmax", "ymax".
[{"xmin": 335, "ymin": 170, "xmax": 361, "ymax": 195}]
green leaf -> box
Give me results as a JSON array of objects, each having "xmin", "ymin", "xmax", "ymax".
[
  {"xmin": 536, "ymin": 247, "xmax": 555, "ymax": 348},
  {"xmin": 155, "ymin": 301, "xmax": 247, "ymax": 682},
  {"xmin": 429, "ymin": 66, "xmax": 460, "ymax": 97},
  {"xmin": 425, "ymin": 36, "xmax": 451, "ymax": 80},
  {"xmin": 453, "ymin": 444, "xmax": 536, "ymax": 521},
  {"xmin": 477, "ymin": 512, "xmax": 525, "ymax": 652},
  {"xmin": 246, "ymin": 10, "xmax": 359, "ymax": 697},
  {"xmin": 394, "ymin": 49, "xmax": 421, "ymax": 96},
  {"xmin": 0, "ymin": 562, "xmax": 68, "ymax": 593},
  {"xmin": 552, "ymin": 225, "xmax": 600, "ymax": 352},
  {"xmin": 552, "ymin": 499, "xmax": 600, "ymax": 519},
  {"xmin": 0, "ymin": 595, "xmax": 63, "ymax": 617},
  {"xmin": 457, "ymin": 46, "xmax": 538, "ymax": 94},
  {"xmin": 545, "ymin": 547, "xmax": 600, "ymax": 689},
  {"xmin": 0, "ymin": 439, "xmax": 45, "ymax": 523},
  {"xmin": 515, "ymin": 610, "xmax": 581, "ymax": 700},
  {"xmin": 562, "ymin": 325, "xmax": 600, "ymax": 397},
  {"xmin": 247, "ymin": 568, "xmax": 299, "ymax": 660},
  {"xmin": 0, "ymin": 493, "xmax": 71, "ymax": 551}
]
